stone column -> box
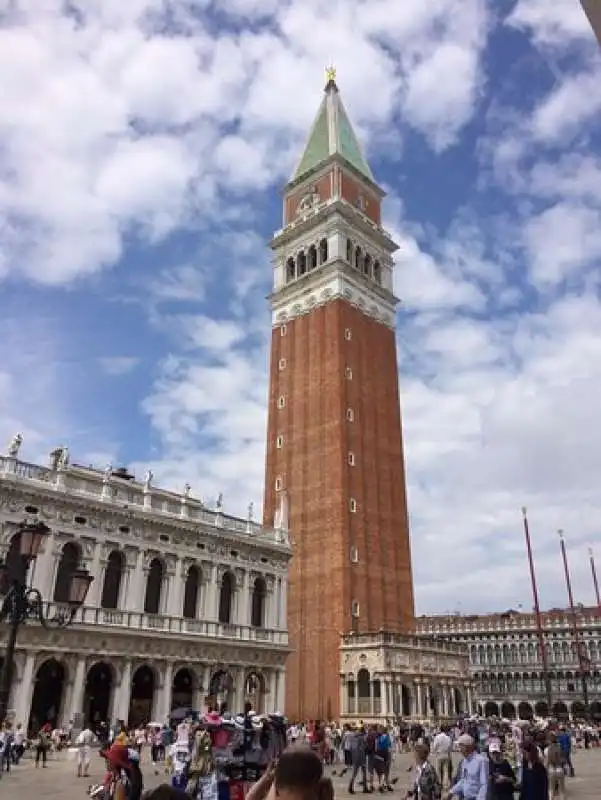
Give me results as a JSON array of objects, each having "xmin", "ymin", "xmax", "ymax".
[
  {"xmin": 168, "ymin": 558, "xmax": 183, "ymax": 617},
  {"xmin": 466, "ymin": 684, "xmax": 473, "ymax": 714},
  {"xmin": 340, "ymin": 675, "xmax": 346, "ymax": 717},
  {"xmin": 205, "ymin": 564, "xmax": 219, "ymax": 621},
  {"xmin": 415, "ymin": 682, "xmax": 423, "ymax": 718},
  {"xmin": 235, "ymin": 668, "xmax": 246, "ymax": 714},
  {"xmin": 86, "ymin": 543, "xmax": 103, "ymax": 608},
  {"xmin": 131, "ymin": 550, "xmax": 146, "ymax": 612},
  {"xmin": 160, "ymin": 663, "xmax": 174, "ymax": 722},
  {"xmin": 117, "ymin": 660, "xmax": 133, "ymax": 723},
  {"xmin": 279, "ymin": 577, "xmax": 288, "ymax": 631},
  {"xmin": 68, "ymin": 657, "xmax": 87, "ymax": 721},
  {"xmin": 441, "ymin": 684, "xmax": 449, "ymax": 717},
  {"xmin": 268, "ymin": 670, "xmax": 277, "ymax": 714},
  {"xmin": 34, "ymin": 530, "xmax": 57, "ymax": 601},
  {"xmin": 266, "ymin": 577, "xmax": 276, "ymax": 628},
  {"xmin": 14, "ymin": 652, "xmax": 36, "ymax": 728}
]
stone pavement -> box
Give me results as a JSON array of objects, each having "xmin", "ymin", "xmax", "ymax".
[{"xmin": 0, "ymin": 748, "xmax": 599, "ymax": 799}]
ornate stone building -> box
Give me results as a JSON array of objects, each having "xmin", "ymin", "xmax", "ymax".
[
  {"xmin": 0, "ymin": 445, "xmax": 291, "ymax": 732},
  {"xmin": 339, "ymin": 632, "xmax": 472, "ymax": 723},
  {"xmin": 417, "ymin": 610, "xmax": 601, "ymax": 719},
  {"xmin": 262, "ymin": 71, "xmax": 468, "ymax": 721}
]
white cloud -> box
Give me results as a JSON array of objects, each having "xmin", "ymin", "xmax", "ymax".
[{"xmin": 506, "ymin": 0, "xmax": 593, "ymax": 47}]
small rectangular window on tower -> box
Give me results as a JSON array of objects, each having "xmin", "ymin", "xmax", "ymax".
[
  {"xmin": 276, "ymin": 435, "xmax": 284, "ymax": 449},
  {"xmin": 348, "ymin": 452, "xmax": 355, "ymax": 466},
  {"xmin": 346, "ymin": 408, "xmax": 354, "ymax": 422},
  {"xmin": 345, "ymin": 366, "xmax": 353, "ymax": 380},
  {"xmin": 277, "ymin": 395, "xmax": 286, "ymax": 409},
  {"xmin": 344, "ymin": 328, "xmax": 352, "ymax": 341},
  {"xmin": 350, "ymin": 546, "xmax": 359, "ymax": 563},
  {"xmin": 351, "ymin": 600, "xmax": 360, "ymax": 618},
  {"xmin": 275, "ymin": 477, "xmax": 282, "ymax": 491},
  {"xmin": 349, "ymin": 498, "xmax": 357, "ymax": 513},
  {"xmin": 280, "ymin": 324, "xmax": 287, "ymax": 337},
  {"xmin": 278, "ymin": 358, "xmax": 287, "ymax": 371}
]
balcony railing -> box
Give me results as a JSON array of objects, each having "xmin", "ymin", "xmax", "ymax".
[{"xmin": 26, "ymin": 602, "xmax": 289, "ymax": 646}]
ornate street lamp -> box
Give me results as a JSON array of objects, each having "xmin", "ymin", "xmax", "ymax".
[{"xmin": 0, "ymin": 521, "xmax": 93, "ymax": 722}]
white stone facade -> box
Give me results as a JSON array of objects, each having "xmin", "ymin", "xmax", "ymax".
[
  {"xmin": 417, "ymin": 611, "xmax": 601, "ymax": 719},
  {"xmin": 340, "ymin": 632, "xmax": 473, "ymax": 723},
  {"xmin": 0, "ymin": 453, "xmax": 291, "ymax": 732}
]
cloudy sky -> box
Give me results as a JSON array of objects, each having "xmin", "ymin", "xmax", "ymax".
[{"xmin": 1, "ymin": 0, "xmax": 600, "ymax": 616}]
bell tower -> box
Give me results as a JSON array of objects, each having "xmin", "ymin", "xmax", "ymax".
[{"xmin": 263, "ymin": 71, "xmax": 415, "ymax": 721}]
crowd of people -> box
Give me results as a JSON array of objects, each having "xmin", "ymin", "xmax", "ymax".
[{"xmin": 1, "ymin": 712, "xmax": 599, "ymax": 800}]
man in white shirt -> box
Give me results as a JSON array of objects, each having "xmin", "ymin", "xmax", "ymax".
[
  {"xmin": 76, "ymin": 725, "xmax": 96, "ymax": 778},
  {"xmin": 444, "ymin": 734, "xmax": 488, "ymax": 800},
  {"xmin": 431, "ymin": 726, "xmax": 453, "ymax": 787}
]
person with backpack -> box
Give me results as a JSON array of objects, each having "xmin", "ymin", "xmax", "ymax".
[
  {"xmin": 365, "ymin": 725, "xmax": 379, "ymax": 792},
  {"xmin": 36, "ymin": 723, "xmax": 51, "ymax": 768},
  {"xmin": 544, "ymin": 734, "xmax": 565, "ymax": 800},
  {"xmin": 406, "ymin": 743, "xmax": 442, "ymax": 800}
]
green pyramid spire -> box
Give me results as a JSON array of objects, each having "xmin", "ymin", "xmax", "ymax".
[{"xmin": 291, "ymin": 76, "xmax": 375, "ymax": 184}]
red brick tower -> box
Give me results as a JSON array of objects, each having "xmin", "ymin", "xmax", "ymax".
[{"xmin": 263, "ymin": 71, "xmax": 415, "ymax": 721}]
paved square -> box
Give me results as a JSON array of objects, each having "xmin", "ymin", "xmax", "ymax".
[{"xmin": 0, "ymin": 748, "xmax": 599, "ymax": 799}]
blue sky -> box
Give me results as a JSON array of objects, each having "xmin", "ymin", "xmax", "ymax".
[{"xmin": 1, "ymin": 0, "xmax": 601, "ymax": 615}]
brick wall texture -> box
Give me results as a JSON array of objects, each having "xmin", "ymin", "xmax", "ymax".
[{"xmin": 263, "ymin": 299, "xmax": 415, "ymax": 721}]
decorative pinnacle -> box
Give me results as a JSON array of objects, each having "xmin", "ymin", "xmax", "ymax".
[
  {"xmin": 521, "ymin": 506, "xmax": 527, "ymax": 518},
  {"xmin": 325, "ymin": 65, "xmax": 337, "ymax": 84},
  {"xmin": 589, "ymin": 547, "xmax": 594, "ymax": 557},
  {"xmin": 558, "ymin": 528, "xmax": 564, "ymax": 540}
]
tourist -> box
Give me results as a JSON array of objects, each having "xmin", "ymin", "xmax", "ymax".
[
  {"xmin": 555, "ymin": 727, "xmax": 574, "ymax": 778},
  {"xmin": 0, "ymin": 722, "xmax": 14, "ymax": 775},
  {"xmin": 443, "ymin": 734, "xmax": 488, "ymax": 800},
  {"xmin": 76, "ymin": 723, "xmax": 97, "ymax": 778},
  {"xmin": 518, "ymin": 742, "xmax": 547, "ymax": 800},
  {"xmin": 13, "ymin": 723, "xmax": 25, "ymax": 764},
  {"xmin": 269, "ymin": 748, "xmax": 333, "ymax": 800},
  {"xmin": 35, "ymin": 723, "xmax": 51, "ymax": 768},
  {"xmin": 405, "ymin": 742, "xmax": 441, "ymax": 800},
  {"xmin": 543, "ymin": 735, "xmax": 565, "ymax": 800},
  {"xmin": 431, "ymin": 726, "xmax": 453, "ymax": 787},
  {"xmin": 102, "ymin": 743, "xmax": 144, "ymax": 800},
  {"xmin": 487, "ymin": 742, "xmax": 515, "ymax": 800}
]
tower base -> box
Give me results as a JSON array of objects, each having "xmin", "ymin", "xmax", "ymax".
[{"xmin": 339, "ymin": 631, "xmax": 473, "ymax": 722}]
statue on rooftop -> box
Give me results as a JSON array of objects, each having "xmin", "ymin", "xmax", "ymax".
[
  {"xmin": 215, "ymin": 492, "xmax": 223, "ymax": 511},
  {"xmin": 6, "ymin": 433, "xmax": 23, "ymax": 458},
  {"xmin": 144, "ymin": 469, "xmax": 153, "ymax": 491},
  {"xmin": 247, "ymin": 501, "xmax": 254, "ymax": 521},
  {"xmin": 56, "ymin": 447, "xmax": 69, "ymax": 471},
  {"xmin": 183, "ymin": 482, "xmax": 191, "ymax": 500},
  {"xmin": 104, "ymin": 464, "xmax": 113, "ymax": 483}
]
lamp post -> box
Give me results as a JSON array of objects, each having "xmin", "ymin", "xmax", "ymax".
[{"xmin": 0, "ymin": 521, "xmax": 93, "ymax": 723}]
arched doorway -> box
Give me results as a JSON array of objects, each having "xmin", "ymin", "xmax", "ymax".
[
  {"xmin": 453, "ymin": 687, "xmax": 463, "ymax": 714},
  {"xmin": 501, "ymin": 701, "xmax": 516, "ymax": 719},
  {"xmin": 218, "ymin": 572, "xmax": 235, "ymax": 624},
  {"xmin": 518, "ymin": 701, "xmax": 533, "ymax": 720},
  {"xmin": 357, "ymin": 669, "xmax": 370, "ymax": 716},
  {"xmin": 251, "ymin": 578, "xmax": 266, "ymax": 628},
  {"xmin": 172, "ymin": 668, "xmax": 195, "ymax": 712},
  {"xmin": 53, "ymin": 542, "xmax": 82, "ymax": 603},
  {"xmin": 571, "ymin": 701, "xmax": 586, "ymax": 719},
  {"xmin": 484, "ymin": 701, "xmax": 499, "ymax": 717},
  {"xmin": 209, "ymin": 670, "xmax": 234, "ymax": 713},
  {"xmin": 129, "ymin": 665, "xmax": 155, "ymax": 726},
  {"xmin": 552, "ymin": 701, "xmax": 569, "ymax": 719},
  {"xmin": 84, "ymin": 662, "xmax": 114, "ymax": 727},
  {"xmin": 245, "ymin": 671, "xmax": 266, "ymax": 713},
  {"xmin": 534, "ymin": 701, "xmax": 549, "ymax": 718},
  {"xmin": 401, "ymin": 684, "xmax": 411, "ymax": 717},
  {"xmin": 144, "ymin": 559, "xmax": 164, "ymax": 615},
  {"xmin": 29, "ymin": 659, "xmax": 66, "ymax": 733},
  {"xmin": 183, "ymin": 566, "xmax": 201, "ymax": 619},
  {"xmin": 101, "ymin": 551, "xmax": 124, "ymax": 609},
  {"xmin": 589, "ymin": 701, "xmax": 601, "ymax": 721}
]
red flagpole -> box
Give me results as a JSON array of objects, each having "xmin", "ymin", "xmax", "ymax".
[
  {"xmin": 589, "ymin": 547, "xmax": 601, "ymax": 610},
  {"xmin": 558, "ymin": 530, "xmax": 589, "ymax": 709},
  {"xmin": 521, "ymin": 508, "xmax": 553, "ymax": 710}
]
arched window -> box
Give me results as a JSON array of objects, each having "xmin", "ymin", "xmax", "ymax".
[
  {"xmin": 308, "ymin": 245, "xmax": 317, "ymax": 270},
  {"xmin": 286, "ymin": 257, "xmax": 295, "ymax": 282},
  {"xmin": 354, "ymin": 246, "xmax": 362, "ymax": 270},
  {"xmin": 373, "ymin": 260, "xmax": 381, "ymax": 284},
  {"xmin": 346, "ymin": 239, "xmax": 353, "ymax": 263},
  {"xmin": 319, "ymin": 238, "xmax": 328, "ymax": 264},
  {"xmin": 101, "ymin": 550, "xmax": 124, "ymax": 610},
  {"xmin": 357, "ymin": 668, "xmax": 370, "ymax": 715},
  {"xmin": 363, "ymin": 253, "xmax": 371, "ymax": 277},
  {"xmin": 144, "ymin": 558, "xmax": 164, "ymax": 615},
  {"xmin": 297, "ymin": 251, "xmax": 307, "ymax": 276},
  {"xmin": 183, "ymin": 565, "xmax": 201, "ymax": 619},
  {"xmin": 251, "ymin": 577, "xmax": 266, "ymax": 628},
  {"xmin": 218, "ymin": 572, "xmax": 235, "ymax": 624},
  {"xmin": 2, "ymin": 532, "xmax": 28, "ymax": 592},
  {"xmin": 53, "ymin": 542, "xmax": 82, "ymax": 603}
]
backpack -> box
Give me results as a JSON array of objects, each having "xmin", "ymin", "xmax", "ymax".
[
  {"xmin": 366, "ymin": 732, "xmax": 377, "ymax": 755},
  {"xmin": 547, "ymin": 743, "xmax": 563, "ymax": 768}
]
